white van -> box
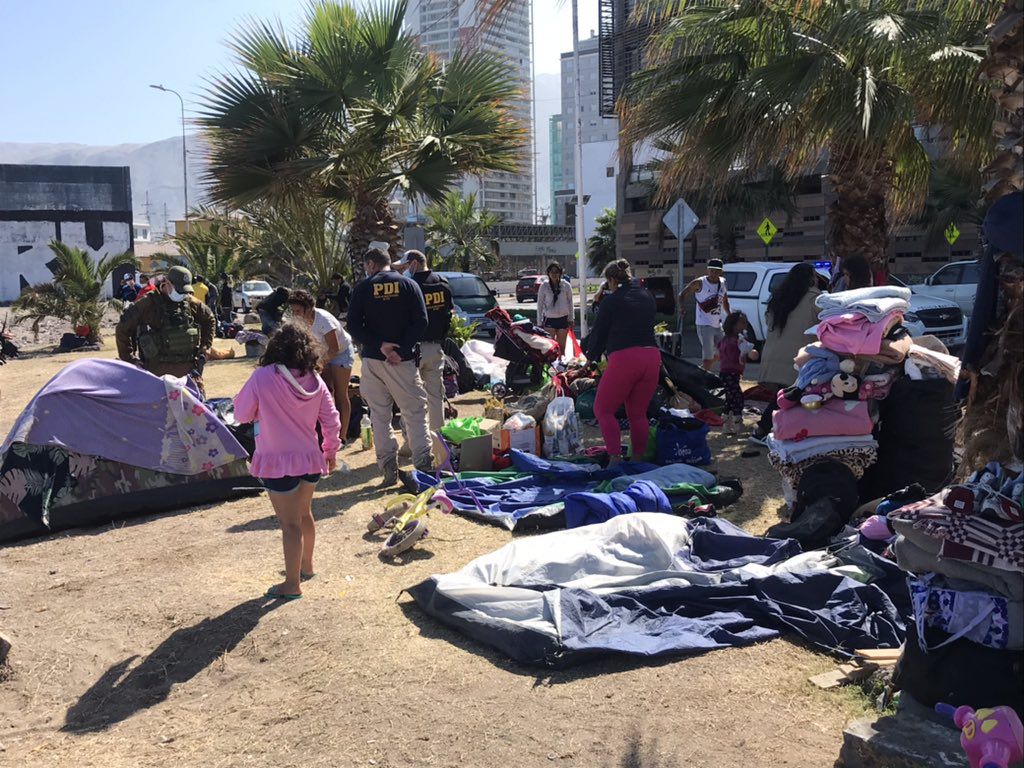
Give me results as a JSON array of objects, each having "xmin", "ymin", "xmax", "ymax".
[{"xmin": 723, "ymin": 262, "xmax": 968, "ymax": 348}]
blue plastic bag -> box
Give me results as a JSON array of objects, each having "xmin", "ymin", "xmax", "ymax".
[{"xmin": 655, "ymin": 421, "xmax": 711, "ymax": 466}]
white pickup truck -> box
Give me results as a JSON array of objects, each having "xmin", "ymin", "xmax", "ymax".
[
  {"xmin": 723, "ymin": 262, "xmax": 968, "ymax": 349},
  {"xmin": 910, "ymin": 259, "xmax": 979, "ymax": 316}
]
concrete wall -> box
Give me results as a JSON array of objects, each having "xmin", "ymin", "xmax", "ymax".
[{"xmin": 0, "ymin": 165, "xmax": 133, "ymax": 302}]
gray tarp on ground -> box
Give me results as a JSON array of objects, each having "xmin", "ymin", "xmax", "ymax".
[{"xmin": 408, "ymin": 514, "xmax": 905, "ymax": 668}]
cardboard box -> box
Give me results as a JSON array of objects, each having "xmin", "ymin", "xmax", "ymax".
[
  {"xmin": 496, "ymin": 426, "xmax": 542, "ymax": 456},
  {"xmin": 457, "ymin": 419, "xmax": 501, "ymax": 472},
  {"xmin": 456, "ymin": 420, "xmax": 543, "ymax": 472}
]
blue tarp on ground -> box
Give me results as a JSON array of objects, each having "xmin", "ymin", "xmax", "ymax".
[
  {"xmin": 413, "ymin": 451, "xmax": 660, "ymax": 530},
  {"xmin": 407, "ymin": 514, "xmax": 905, "ymax": 668}
]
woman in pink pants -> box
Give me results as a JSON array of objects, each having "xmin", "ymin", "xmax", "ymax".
[{"xmin": 584, "ymin": 259, "xmax": 661, "ymax": 461}]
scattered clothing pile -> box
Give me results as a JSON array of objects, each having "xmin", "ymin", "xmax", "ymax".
[
  {"xmin": 413, "ymin": 450, "xmax": 741, "ymax": 531},
  {"xmin": 861, "ymin": 464, "xmax": 1024, "ymax": 716},
  {"xmin": 408, "ymin": 513, "xmax": 904, "ymax": 668}
]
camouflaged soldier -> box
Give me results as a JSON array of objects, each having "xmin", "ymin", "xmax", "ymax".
[{"xmin": 116, "ymin": 266, "xmax": 216, "ymax": 386}]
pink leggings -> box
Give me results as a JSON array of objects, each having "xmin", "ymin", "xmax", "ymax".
[{"xmin": 594, "ymin": 346, "xmax": 661, "ymax": 459}]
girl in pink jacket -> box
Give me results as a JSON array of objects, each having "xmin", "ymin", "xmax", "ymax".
[{"xmin": 234, "ymin": 324, "xmax": 341, "ymax": 600}]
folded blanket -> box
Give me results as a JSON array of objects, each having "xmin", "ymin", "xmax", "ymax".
[
  {"xmin": 888, "ymin": 465, "xmax": 1023, "ymax": 572},
  {"xmin": 794, "ymin": 344, "xmax": 843, "ymax": 390},
  {"xmin": 766, "ymin": 433, "xmax": 878, "ymax": 463},
  {"xmin": 768, "ymin": 446, "xmax": 878, "ymax": 490},
  {"xmin": 855, "ymin": 335, "xmax": 914, "ymax": 366},
  {"xmin": 818, "ymin": 296, "xmax": 909, "ymax": 323},
  {"xmin": 816, "ymin": 311, "xmax": 903, "ymax": 356},
  {"xmin": 801, "ymin": 370, "xmax": 898, "ymax": 401},
  {"xmin": 906, "ymin": 343, "xmax": 961, "ymax": 384},
  {"xmin": 772, "ymin": 399, "xmax": 874, "ymax": 441},
  {"xmin": 893, "ymin": 530, "xmax": 1024, "ymax": 600},
  {"xmin": 816, "ymin": 286, "xmax": 911, "ymax": 312}
]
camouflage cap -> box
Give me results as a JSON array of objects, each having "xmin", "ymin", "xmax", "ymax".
[{"xmin": 166, "ymin": 266, "xmax": 194, "ymax": 294}]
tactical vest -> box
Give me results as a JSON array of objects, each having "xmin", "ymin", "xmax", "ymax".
[{"xmin": 138, "ymin": 299, "xmax": 200, "ymax": 364}]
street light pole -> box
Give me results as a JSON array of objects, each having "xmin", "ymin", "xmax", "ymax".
[
  {"xmin": 149, "ymin": 84, "xmax": 189, "ymax": 224},
  {"xmin": 571, "ymin": 0, "xmax": 588, "ymax": 337}
]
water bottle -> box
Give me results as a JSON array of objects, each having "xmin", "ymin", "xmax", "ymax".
[{"xmin": 360, "ymin": 414, "xmax": 373, "ymax": 450}]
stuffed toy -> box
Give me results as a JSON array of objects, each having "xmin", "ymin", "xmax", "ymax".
[
  {"xmin": 782, "ymin": 357, "xmax": 858, "ymax": 408},
  {"xmin": 830, "ymin": 372, "xmax": 860, "ymax": 400}
]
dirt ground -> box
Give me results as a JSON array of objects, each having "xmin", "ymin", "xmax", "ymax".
[{"xmin": 0, "ymin": 336, "xmax": 869, "ymax": 767}]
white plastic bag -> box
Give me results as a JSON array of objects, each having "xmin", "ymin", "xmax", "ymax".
[
  {"xmin": 503, "ymin": 412, "xmax": 536, "ymax": 431},
  {"xmin": 543, "ymin": 396, "xmax": 582, "ymax": 458}
]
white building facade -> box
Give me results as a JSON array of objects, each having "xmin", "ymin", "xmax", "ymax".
[
  {"xmin": 0, "ymin": 165, "xmax": 134, "ymax": 302},
  {"xmin": 551, "ymin": 34, "xmax": 620, "ymax": 239}
]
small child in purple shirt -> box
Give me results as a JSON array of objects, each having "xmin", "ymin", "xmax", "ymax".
[{"xmin": 717, "ymin": 311, "xmax": 759, "ymax": 435}]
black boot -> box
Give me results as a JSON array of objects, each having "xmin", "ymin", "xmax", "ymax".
[{"xmin": 765, "ymin": 497, "xmax": 842, "ymax": 550}]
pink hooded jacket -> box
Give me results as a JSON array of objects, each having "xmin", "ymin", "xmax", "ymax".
[{"xmin": 233, "ymin": 365, "xmax": 341, "ymax": 478}]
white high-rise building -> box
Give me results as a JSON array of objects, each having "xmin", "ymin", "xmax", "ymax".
[
  {"xmin": 551, "ymin": 34, "xmax": 620, "ymax": 239},
  {"xmin": 405, "ymin": 0, "xmax": 534, "ymax": 223}
]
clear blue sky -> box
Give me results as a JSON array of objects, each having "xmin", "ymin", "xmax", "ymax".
[{"xmin": 0, "ymin": 0, "xmax": 598, "ymax": 146}]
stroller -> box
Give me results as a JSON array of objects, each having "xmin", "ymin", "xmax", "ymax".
[{"xmin": 486, "ymin": 307, "xmax": 561, "ymax": 398}]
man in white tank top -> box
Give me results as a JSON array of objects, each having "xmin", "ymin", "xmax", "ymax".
[{"xmin": 678, "ymin": 258, "xmax": 731, "ymax": 370}]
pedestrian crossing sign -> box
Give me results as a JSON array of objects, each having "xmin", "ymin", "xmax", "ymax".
[
  {"xmin": 757, "ymin": 217, "xmax": 778, "ymax": 245},
  {"xmin": 944, "ymin": 222, "xmax": 960, "ymax": 245}
]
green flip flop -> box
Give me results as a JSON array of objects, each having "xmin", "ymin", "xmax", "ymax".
[
  {"xmin": 265, "ymin": 586, "xmax": 302, "ymax": 601},
  {"xmin": 300, "ymin": 571, "xmax": 315, "ymax": 582}
]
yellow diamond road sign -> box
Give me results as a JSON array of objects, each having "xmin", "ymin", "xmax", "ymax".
[
  {"xmin": 757, "ymin": 217, "xmax": 778, "ymax": 245},
  {"xmin": 945, "ymin": 222, "xmax": 960, "ymax": 246}
]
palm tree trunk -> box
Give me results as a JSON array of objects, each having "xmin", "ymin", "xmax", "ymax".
[
  {"xmin": 826, "ymin": 147, "xmax": 893, "ymax": 274},
  {"xmin": 347, "ymin": 197, "xmax": 401, "ymax": 278},
  {"xmin": 981, "ymin": 0, "xmax": 1024, "ymax": 203},
  {"xmin": 713, "ymin": 218, "xmax": 738, "ymax": 263}
]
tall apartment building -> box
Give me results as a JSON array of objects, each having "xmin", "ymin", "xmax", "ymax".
[
  {"xmin": 405, "ymin": 0, "xmax": 534, "ymax": 223},
  {"xmin": 549, "ymin": 114, "xmax": 564, "ymax": 221},
  {"xmin": 550, "ymin": 34, "xmax": 620, "ymax": 240}
]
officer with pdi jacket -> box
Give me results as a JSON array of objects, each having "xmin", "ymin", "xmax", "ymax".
[
  {"xmin": 116, "ymin": 265, "xmax": 216, "ymax": 389},
  {"xmin": 393, "ymin": 249, "xmax": 454, "ymax": 431},
  {"xmin": 346, "ymin": 248, "xmax": 431, "ymax": 487}
]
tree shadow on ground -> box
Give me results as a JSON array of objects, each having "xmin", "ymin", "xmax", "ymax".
[{"xmin": 62, "ymin": 597, "xmax": 282, "ymax": 733}]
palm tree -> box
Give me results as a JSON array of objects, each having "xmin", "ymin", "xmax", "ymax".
[
  {"xmin": 915, "ymin": 159, "xmax": 987, "ymax": 251},
  {"xmin": 424, "ymin": 191, "xmax": 500, "ymax": 273},
  {"xmin": 980, "ymin": 0, "xmax": 1023, "ymax": 202},
  {"xmin": 687, "ymin": 168, "xmax": 798, "ymax": 263},
  {"xmin": 196, "ymin": 0, "xmax": 526, "ymax": 277},
  {"xmin": 246, "ymin": 198, "xmax": 349, "ymax": 296},
  {"xmin": 166, "ymin": 207, "xmax": 272, "ymax": 281},
  {"xmin": 621, "ymin": 1, "xmax": 998, "ymax": 272},
  {"xmin": 587, "ymin": 208, "xmax": 618, "ymax": 272},
  {"xmin": 13, "ymin": 242, "xmax": 137, "ymax": 343},
  {"xmin": 958, "ymin": 0, "xmax": 1022, "ymax": 474}
]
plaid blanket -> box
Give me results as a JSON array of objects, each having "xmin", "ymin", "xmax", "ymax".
[{"xmin": 889, "ymin": 463, "xmax": 1023, "ymax": 572}]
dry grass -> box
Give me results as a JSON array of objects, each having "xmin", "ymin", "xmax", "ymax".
[{"xmin": 0, "ymin": 338, "xmax": 864, "ymax": 767}]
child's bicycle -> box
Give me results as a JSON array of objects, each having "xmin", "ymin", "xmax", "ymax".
[{"xmin": 367, "ymin": 486, "xmax": 454, "ymax": 558}]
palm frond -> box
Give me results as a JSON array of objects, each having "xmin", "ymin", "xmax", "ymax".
[
  {"xmin": 199, "ymin": 0, "xmax": 525, "ymax": 276},
  {"xmin": 622, "ymin": 0, "xmax": 1000, "ymax": 255}
]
